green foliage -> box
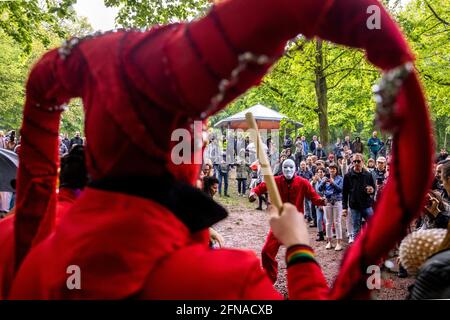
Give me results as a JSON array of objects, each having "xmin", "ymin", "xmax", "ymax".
[
  {"xmin": 219, "ymin": 0, "xmax": 449, "ymax": 149},
  {"xmin": 0, "ymin": 0, "xmax": 77, "ymax": 53},
  {"xmin": 0, "ymin": 7, "xmax": 90, "ymax": 135},
  {"xmin": 0, "ymin": 31, "xmax": 27, "ymax": 129},
  {"xmin": 397, "ymin": 0, "xmax": 450, "ymax": 148},
  {"xmin": 61, "ymin": 99, "xmax": 84, "ymax": 134},
  {"xmin": 222, "ymin": 40, "xmax": 380, "ymax": 146},
  {"xmin": 104, "ymin": 0, "xmax": 211, "ymax": 27},
  {"xmin": 0, "ymin": 0, "xmax": 448, "ymax": 149}
]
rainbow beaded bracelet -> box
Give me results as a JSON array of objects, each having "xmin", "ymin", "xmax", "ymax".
[{"xmin": 286, "ymin": 244, "xmax": 317, "ymax": 267}]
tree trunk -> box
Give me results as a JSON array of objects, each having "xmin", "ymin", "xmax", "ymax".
[
  {"xmin": 314, "ymin": 40, "xmax": 330, "ymax": 147},
  {"xmin": 444, "ymin": 127, "xmax": 448, "ymax": 150}
]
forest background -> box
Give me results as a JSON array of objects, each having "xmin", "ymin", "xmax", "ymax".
[{"xmin": 0, "ymin": 0, "xmax": 448, "ymax": 151}]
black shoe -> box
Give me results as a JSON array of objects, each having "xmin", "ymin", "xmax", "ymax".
[
  {"xmin": 256, "ymin": 207, "xmax": 263, "ymax": 211},
  {"xmin": 398, "ymin": 264, "xmax": 408, "ymax": 278},
  {"xmin": 316, "ymin": 231, "xmax": 325, "ymax": 241},
  {"xmin": 225, "ymin": 194, "xmax": 230, "ymax": 197}
]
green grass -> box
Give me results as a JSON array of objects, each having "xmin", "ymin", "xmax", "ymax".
[{"xmin": 215, "ymin": 177, "xmax": 255, "ymax": 210}]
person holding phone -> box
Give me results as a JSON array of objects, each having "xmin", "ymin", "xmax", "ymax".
[
  {"xmin": 312, "ymin": 169, "xmax": 326, "ymax": 241},
  {"xmin": 342, "ymin": 154, "xmax": 376, "ymax": 240},
  {"xmin": 319, "ymin": 163, "xmax": 344, "ymax": 251},
  {"xmin": 419, "ymin": 191, "xmax": 449, "ymax": 230},
  {"xmin": 372, "ymin": 157, "xmax": 387, "ymax": 203}
]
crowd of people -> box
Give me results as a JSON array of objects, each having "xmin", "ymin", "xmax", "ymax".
[
  {"xmin": 0, "ymin": 131, "xmax": 85, "ymax": 215},
  {"xmin": 202, "ymin": 129, "xmax": 450, "ymax": 282},
  {"xmin": 0, "ymin": 130, "xmax": 86, "ymax": 158},
  {"xmin": 0, "ymin": 130, "xmax": 20, "ymax": 154},
  {"xmin": 4, "ymin": 124, "xmax": 450, "ymax": 275}
]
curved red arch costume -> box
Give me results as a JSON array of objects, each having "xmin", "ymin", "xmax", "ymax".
[{"xmin": 8, "ymin": 0, "xmax": 432, "ymax": 299}]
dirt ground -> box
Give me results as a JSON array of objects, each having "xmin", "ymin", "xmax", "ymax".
[{"xmin": 214, "ymin": 177, "xmax": 414, "ymax": 300}]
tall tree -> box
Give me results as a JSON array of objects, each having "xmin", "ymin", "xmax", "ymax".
[
  {"xmin": 0, "ymin": 10, "xmax": 92, "ymax": 133},
  {"xmin": 314, "ymin": 40, "xmax": 330, "ymax": 146},
  {"xmin": 397, "ymin": 0, "xmax": 450, "ymax": 149}
]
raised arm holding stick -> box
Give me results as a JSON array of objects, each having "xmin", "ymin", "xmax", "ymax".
[{"xmin": 246, "ymin": 112, "xmax": 326, "ymax": 284}]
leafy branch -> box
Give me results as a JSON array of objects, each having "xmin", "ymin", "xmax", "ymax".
[{"xmin": 424, "ymin": 1, "xmax": 449, "ymax": 26}]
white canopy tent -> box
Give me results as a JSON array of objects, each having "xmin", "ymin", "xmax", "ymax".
[{"xmin": 214, "ymin": 104, "xmax": 299, "ymax": 130}]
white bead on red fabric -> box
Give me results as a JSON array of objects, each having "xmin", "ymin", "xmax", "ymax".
[
  {"xmin": 58, "ymin": 28, "xmax": 148, "ymax": 60},
  {"xmin": 372, "ymin": 62, "xmax": 414, "ymax": 131},
  {"xmin": 35, "ymin": 103, "xmax": 68, "ymax": 112}
]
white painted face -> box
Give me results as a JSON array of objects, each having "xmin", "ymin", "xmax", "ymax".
[{"xmin": 282, "ymin": 159, "xmax": 296, "ymax": 180}]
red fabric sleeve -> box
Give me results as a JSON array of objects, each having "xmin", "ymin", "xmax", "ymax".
[
  {"xmin": 305, "ymin": 181, "xmax": 325, "ymax": 207},
  {"xmin": 127, "ymin": 0, "xmax": 334, "ymax": 119},
  {"xmin": 252, "ymin": 182, "xmax": 267, "ymax": 196},
  {"xmin": 315, "ymin": 0, "xmax": 414, "ymax": 70},
  {"xmin": 330, "ymin": 73, "xmax": 433, "ymax": 299},
  {"xmin": 287, "ymin": 262, "xmax": 329, "ymax": 300},
  {"xmin": 240, "ymin": 258, "xmax": 283, "ymax": 300},
  {"xmin": 129, "ymin": 0, "xmax": 411, "ymax": 122},
  {"xmin": 0, "ymin": 216, "xmax": 14, "ymax": 299},
  {"xmin": 14, "ymin": 48, "xmax": 86, "ymax": 270}
]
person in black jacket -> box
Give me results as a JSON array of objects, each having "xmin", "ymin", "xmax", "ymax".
[
  {"xmin": 313, "ymin": 144, "xmax": 327, "ymax": 161},
  {"xmin": 310, "ymin": 135, "xmax": 319, "ymax": 153},
  {"xmin": 69, "ymin": 131, "xmax": 84, "ymax": 149},
  {"xmin": 62, "ymin": 133, "xmax": 71, "ymax": 150},
  {"xmin": 437, "ymin": 148, "xmax": 448, "ymax": 163},
  {"xmin": 342, "ymin": 153, "xmax": 376, "ymax": 239},
  {"xmin": 408, "ymin": 248, "xmax": 450, "ymax": 299}
]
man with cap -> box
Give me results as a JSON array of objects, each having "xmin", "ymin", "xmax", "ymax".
[
  {"xmin": 372, "ymin": 156, "xmax": 387, "ymax": 202},
  {"xmin": 249, "ymin": 159, "xmax": 325, "ymax": 283},
  {"xmin": 7, "ymin": 0, "xmax": 434, "ymax": 300}
]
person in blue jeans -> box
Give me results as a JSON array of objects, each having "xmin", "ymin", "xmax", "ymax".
[
  {"xmin": 218, "ymin": 158, "xmax": 231, "ymax": 197},
  {"xmin": 312, "ymin": 168, "xmax": 326, "ymax": 241},
  {"xmin": 342, "ymin": 154, "xmax": 376, "ymax": 240},
  {"xmin": 298, "ymin": 161, "xmax": 314, "ymax": 223}
]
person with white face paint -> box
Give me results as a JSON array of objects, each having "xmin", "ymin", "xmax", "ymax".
[
  {"xmin": 282, "ymin": 159, "xmax": 296, "ymax": 179},
  {"xmin": 249, "ymin": 158, "xmax": 326, "ymax": 283}
]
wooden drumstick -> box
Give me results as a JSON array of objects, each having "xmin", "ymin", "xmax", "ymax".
[{"xmin": 245, "ymin": 112, "xmax": 283, "ymax": 214}]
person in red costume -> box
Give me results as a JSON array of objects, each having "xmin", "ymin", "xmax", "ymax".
[
  {"xmin": 7, "ymin": 0, "xmax": 433, "ymax": 299},
  {"xmin": 249, "ymin": 159, "xmax": 326, "ymax": 283},
  {"xmin": 0, "ymin": 145, "xmax": 87, "ymax": 299}
]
